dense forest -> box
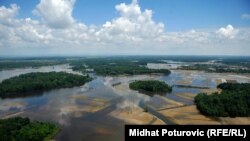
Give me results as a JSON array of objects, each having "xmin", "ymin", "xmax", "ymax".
[
  {"xmin": 0, "ymin": 72, "xmax": 92, "ymax": 98},
  {"xmin": 70, "ymin": 58, "xmax": 171, "ymax": 76},
  {"xmin": 217, "ymin": 83, "xmax": 250, "ymax": 92},
  {"xmin": 129, "ymin": 80, "xmax": 172, "ymax": 95},
  {"xmin": 195, "ymin": 83, "xmax": 250, "ymax": 117},
  {"xmin": 0, "ymin": 117, "xmax": 59, "ymax": 141},
  {"xmin": 92, "ymin": 63, "xmax": 171, "ymax": 76}
]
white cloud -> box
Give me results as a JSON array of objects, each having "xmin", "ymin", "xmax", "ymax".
[
  {"xmin": 0, "ymin": 0, "xmax": 250, "ymax": 56},
  {"xmin": 33, "ymin": 0, "xmax": 75, "ymax": 28},
  {"xmin": 216, "ymin": 24, "xmax": 238, "ymax": 39},
  {"xmin": 115, "ymin": 0, "xmax": 141, "ymax": 19},
  {"xmin": 241, "ymin": 13, "xmax": 250, "ymax": 20},
  {"xmin": 96, "ymin": 0, "xmax": 164, "ymax": 45},
  {"xmin": 0, "ymin": 4, "xmax": 19, "ymax": 26}
]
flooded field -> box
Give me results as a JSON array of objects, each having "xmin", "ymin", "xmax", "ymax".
[{"xmin": 0, "ymin": 64, "xmax": 250, "ymax": 140}]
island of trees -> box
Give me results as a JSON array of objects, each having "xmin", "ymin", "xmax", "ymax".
[
  {"xmin": 129, "ymin": 80, "xmax": 172, "ymax": 96},
  {"xmin": 0, "ymin": 117, "xmax": 59, "ymax": 141},
  {"xmin": 0, "ymin": 72, "xmax": 92, "ymax": 98},
  {"xmin": 195, "ymin": 83, "xmax": 250, "ymax": 117}
]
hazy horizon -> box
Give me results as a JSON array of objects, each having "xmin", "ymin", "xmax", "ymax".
[{"xmin": 1, "ymin": 54, "xmax": 250, "ymax": 59}]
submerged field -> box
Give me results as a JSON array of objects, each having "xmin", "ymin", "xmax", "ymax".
[{"xmin": 0, "ymin": 56, "xmax": 250, "ymax": 141}]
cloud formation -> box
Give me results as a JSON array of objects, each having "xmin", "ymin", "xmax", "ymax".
[
  {"xmin": 0, "ymin": 4, "xmax": 19, "ymax": 26},
  {"xmin": 33, "ymin": 0, "xmax": 75, "ymax": 28},
  {"xmin": 216, "ymin": 24, "xmax": 238, "ymax": 39},
  {"xmin": 96, "ymin": 0, "xmax": 164, "ymax": 46},
  {"xmin": 0, "ymin": 0, "xmax": 250, "ymax": 56}
]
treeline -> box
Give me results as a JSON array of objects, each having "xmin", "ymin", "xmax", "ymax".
[
  {"xmin": 70, "ymin": 58, "xmax": 171, "ymax": 76},
  {"xmin": 179, "ymin": 64, "xmax": 250, "ymax": 73},
  {"xmin": 129, "ymin": 80, "xmax": 172, "ymax": 95},
  {"xmin": 93, "ymin": 64, "xmax": 171, "ymax": 76},
  {"xmin": 71, "ymin": 62, "xmax": 86, "ymax": 73},
  {"xmin": 0, "ymin": 117, "xmax": 59, "ymax": 141},
  {"xmin": 0, "ymin": 60, "xmax": 64, "ymax": 70},
  {"xmin": 217, "ymin": 83, "xmax": 250, "ymax": 92},
  {"xmin": 0, "ymin": 72, "xmax": 92, "ymax": 98},
  {"xmin": 195, "ymin": 83, "xmax": 250, "ymax": 117}
]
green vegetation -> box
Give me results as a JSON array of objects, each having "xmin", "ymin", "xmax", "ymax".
[
  {"xmin": 1, "ymin": 56, "xmax": 250, "ymax": 72},
  {"xmin": 129, "ymin": 80, "xmax": 172, "ymax": 95},
  {"xmin": 0, "ymin": 117, "xmax": 59, "ymax": 141},
  {"xmin": 179, "ymin": 64, "xmax": 250, "ymax": 73},
  {"xmin": 71, "ymin": 64, "xmax": 86, "ymax": 73},
  {"xmin": 92, "ymin": 63, "xmax": 171, "ymax": 76},
  {"xmin": 69, "ymin": 56, "xmax": 250, "ymax": 75},
  {"xmin": 2, "ymin": 56, "xmax": 250, "ymax": 74},
  {"xmin": 217, "ymin": 83, "xmax": 250, "ymax": 92},
  {"xmin": 0, "ymin": 72, "xmax": 92, "ymax": 98},
  {"xmin": 195, "ymin": 83, "xmax": 250, "ymax": 117},
  {"xmin": 70, "ymin": 58, "xmax": 171, "ymax": 76}
]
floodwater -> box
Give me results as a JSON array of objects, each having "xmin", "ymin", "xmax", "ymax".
[
  {"xmin": 1, "ymin": 64, "xmax": 250, "ymax": 140},
  {"xmin": 0, "ymin": 65, "xmax": 125, "ymax": 141}
]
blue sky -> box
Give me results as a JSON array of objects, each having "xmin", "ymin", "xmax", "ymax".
[
  {"xmin": 74, "ymin": 0, "xmax": 250, "ymax": 30},
  {"xmin": 1, "ymin": 0, "xmax": 250, "ymax": 31},
  {"xmin": 0, "ymin": 0, "xmax": 250, "ymax": 56}
]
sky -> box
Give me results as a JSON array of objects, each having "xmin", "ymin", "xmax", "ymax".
[{"xmin": 0, "ymin": 0, "xmax": 250, "ymax": 56}]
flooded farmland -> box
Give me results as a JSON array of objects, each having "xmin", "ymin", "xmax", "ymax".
[{"xmin": 0, "ymin": 63, "xmax": 250, "ymax": 141}]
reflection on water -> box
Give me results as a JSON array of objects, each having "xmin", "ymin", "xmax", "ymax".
[
  {"xmin": 165, "ymin": 94, "xmax": 194, "ymax": 105},
  {"xmin": 161, "ymin": 71, "xmax": 217, "ymax": 88},
  {"xmin": 0, "ymin": 77, "xmax": 124, "ymax": 141},
  {"xmin": 172, "ymin": 87, "xmax": 201, "ymax": 94},
  {"xmin": 1, "ymin": 65, "xmax": 250, "ymax": 141},
  {"xmin": 56, "ymin": 115, "xmax": 124, "ymax": 141},
  {"xmin": 0, "ymin": 65, "xmax": 125, "ymax": 141}
]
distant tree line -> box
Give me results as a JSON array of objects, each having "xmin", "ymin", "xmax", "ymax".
[
  {"xmin": 70, "ymin": 59, "xmax": 171, "ymax": 76},
  {"xmin": 195, "ymin": 83, "xmax": 250, "ymax": 117},
  {"xmin": 0, "ymin": 72, "xmax": 92, "ymax": 98},
  {"xmin": 179, "ymin": 64, "xmax": 250, "ymax": 73},
  {"xmin": 0, "ymin": 117, "xmax": 59, "ymax": 141},
  {"xmin": 0, "ymin": 61, "xmax": 64, "ymax": 70},
  {"xmin": 93, "ymin": 64, "xmax": 171, "ymax": 76}
]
